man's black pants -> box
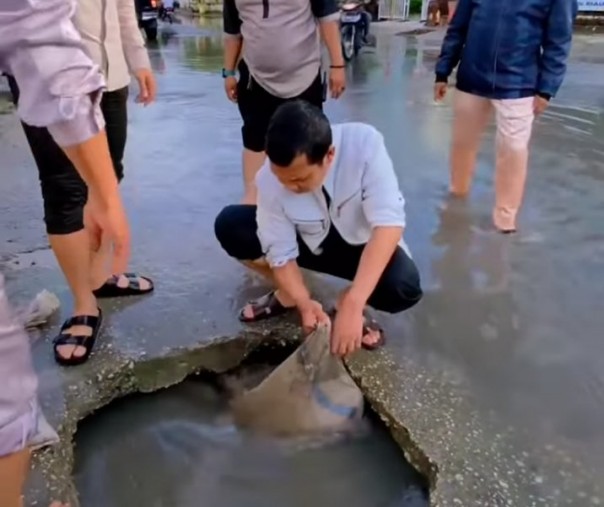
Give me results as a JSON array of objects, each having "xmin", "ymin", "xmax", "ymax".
[
  {"xmin": 236, "ymin": 60, "xmax": 324, "ymax": 153},
  {"xmin": 7, "ymin": 76, "xmax": 128, "ymax": 235},
  {"xmin": 214, "ymin": 205, "xmax": 423, "ymax": 314}
]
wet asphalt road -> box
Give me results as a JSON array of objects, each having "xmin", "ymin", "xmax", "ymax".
[{"xmin": 1, "ymin": 18, "xmax": 604, "ymax": 505}]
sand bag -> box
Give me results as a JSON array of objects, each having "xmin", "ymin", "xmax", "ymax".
[{"xmin": 231, "ymin": 325, "xmax": 364, "ymax": 436}]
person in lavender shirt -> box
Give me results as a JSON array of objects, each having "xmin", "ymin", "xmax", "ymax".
[
  {"xmin": 6, "ymin": 0, "xmax": 157, "ymax": 366},
  {"xmin": 0, "ymin": 0, "xmax": 131, "ymax": 504}
]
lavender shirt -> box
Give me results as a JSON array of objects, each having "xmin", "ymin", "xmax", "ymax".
[{"xmin": 0, "ymin": 0, "xmax": 107, "ymax": 457}]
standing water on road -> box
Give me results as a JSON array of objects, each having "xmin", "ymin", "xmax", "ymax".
[{"xmin": 73, "ymin": 376, "xmax": 428, "ymax": 507}]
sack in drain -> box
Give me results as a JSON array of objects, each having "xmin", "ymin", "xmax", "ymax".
[{"xmin": 231, "ymin": 325, "xmax": 364, "ymax": 436}]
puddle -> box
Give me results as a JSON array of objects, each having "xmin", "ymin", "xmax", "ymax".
[{"xmin": 74, "ymin": 362, "xmax": 429, "ymax": 507}]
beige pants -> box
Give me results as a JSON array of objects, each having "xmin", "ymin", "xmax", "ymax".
[{"xmin": 451, "ymin": 90, "xmax": 535, "ymax": 231}]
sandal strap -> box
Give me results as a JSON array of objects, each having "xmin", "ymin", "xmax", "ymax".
[
  {"xmin": 109, "ymin": 273, "xmax": 146, "ymax": 291},
  {"xmin": 54, "ymin": 333, "xmax": 90, "ymax": 347},
  {"xmin": 61, "ymin": 313, "xmax": 100, "ymax": 331},
  {"xmin": 363, "ymin": 318, "xmax": 383, "ymax": 335},
  {"xmin": 250, "ymin": 291, "xmax": 280, "ymax": 316}
]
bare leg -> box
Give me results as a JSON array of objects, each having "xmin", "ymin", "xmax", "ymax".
[
  {"xmin": 450, "ymin": 90, "xmax": 492, "ymax": 197},
  {"xmin": 0, "ymin": 448, "xmax": 29, "ymax": 507},
  {"xmin": 0, "ymin": 449, "xmax": 68, "ymax": 507},
  {"xmin": 241, "ymin": 149, "xmax": 266, "ymax": 205},
  {"xmin": 492, "ymin": 97, "xmax": 535, "ymax": 232},
  {"xmin": 85, "ymin": 204, "xmax": 152, "ymax": 292},
  {"xmin": 48, "ymin": 232, "xmax": 98, "ymax": 360}
]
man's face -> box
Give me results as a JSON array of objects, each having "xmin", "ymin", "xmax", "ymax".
[{"xmin": 270, "ymin": 147, "xmax": 335, "ymax": 194}]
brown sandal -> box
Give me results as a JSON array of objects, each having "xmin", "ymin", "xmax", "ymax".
[{"xmin": 238, "ymin": 290, "xmax": 294, "ymax": 323}]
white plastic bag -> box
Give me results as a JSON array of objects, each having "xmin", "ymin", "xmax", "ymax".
[
  {"xmin": 20, "ymin": 290, "xmax": 60, "ymax": 329},
  {"xmin": 231, "ymin": 326, "xmax": 364, "ymax": 436}
]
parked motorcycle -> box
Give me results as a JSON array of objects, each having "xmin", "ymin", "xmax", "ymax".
[
  {"xmin": 135, "ymin": 0, "xmax": 159, "ymax": 42},
  {"xmin": 340, "ymin": 2, "xmax": 367, "ymax": 61}
]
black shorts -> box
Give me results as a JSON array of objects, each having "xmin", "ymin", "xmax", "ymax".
[
  {"xmin": 236, "ymin": 60, "xmax": 324, "ymax": 152},
  {"xmin": 7, "ymin": 76, "xmax": 128, "ymax": 235}
]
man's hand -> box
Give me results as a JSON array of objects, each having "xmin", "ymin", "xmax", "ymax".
[
  {"xmin": 329, "ymin": 67, "xmax": 346, "ymax": 99},
  {"xmin": 331, "ymin": 290, "xmax": 365, "ymax": 357},
  {"xmin": 298, "ymin": 299, "xmax": 330, "ymax": 335},
  {"xmin": 135, "ymin": 68, "xmax": 157, "ymax": 106},
  {"xmin": 224, "ymin": 76, "xmax": 238, "ymax": 102},
  {"xmin": 533, "ymin": 95, "xmax": 549, "ymax": 116},
  {"xmin": 434, "ymin": 82, "xmax": 447, "ymax": 102},
  {"xmin": 86, "ymin": 192, "xmax": 131, "ymax": 275}
]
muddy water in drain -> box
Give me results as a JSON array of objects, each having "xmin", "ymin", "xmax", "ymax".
[{"xmin": 74, "ymin": 379, "xmax": 428, "ymax": 507}]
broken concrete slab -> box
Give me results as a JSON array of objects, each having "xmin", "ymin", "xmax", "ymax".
[{"xmin": 23, "ymin": 317, "xmax": 603, "ymax": 507}]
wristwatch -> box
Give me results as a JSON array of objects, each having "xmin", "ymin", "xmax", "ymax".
[{"xmin": 222, "ymin": 68, "xmax": 236, "ymax": 78}]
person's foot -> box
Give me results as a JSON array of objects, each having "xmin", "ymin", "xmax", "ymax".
[
  {"xmin": 54, "ymin": 302, "xmax": 102, "ymax": 364},
  {"xmin": 239, "ymin": 290, "xmax": 295, "ymax": 322},
  {"xmin": 93, "ymin": 273, "xmax": 154, "ymax": 299},
  {"xmin": 362, "ymin": 325, "xmax": 382, "ymax": 348}
]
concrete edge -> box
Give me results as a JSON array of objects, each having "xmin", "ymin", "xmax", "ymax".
[{"xmin": 26, "ymin": 324, "xmax": 439, "ymax": 506}]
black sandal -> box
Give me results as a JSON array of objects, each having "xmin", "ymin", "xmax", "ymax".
[
  {"xmin": 53, "ymin": 309, "xmax": 103, "ymax": 366},
  {"xmin": 328, "ymin": 309, "xmax": 386, "ymax": 351},
  {"xmin": 93, "ymin": 272, "xmax": 154, "ymax": 299},
  {"xmin": 238, "ymin": 290, "xmax": 293, "ymax": 323}
]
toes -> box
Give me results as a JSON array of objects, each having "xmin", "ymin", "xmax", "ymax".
[
  {"xmin": 56, "ymin": 344, "xmax": 86, "ymax": 359},
  {"xmin": 362, "ymin": 328, "xmax": 381, "ymax": 346},
  {"xmin": 56, "ymin": 344, "xmax": 77, "ymax": 360},
  {"xmin": 115, "ymin": 275, "xmax": 129, "ymax": 289},
  {"xmin": 242, "ymin": 304, "xmax": 255, "ymax": 320},
  {"xmin": 113, "ymin": 274, "xmax": 153, "ymax": 291},
  {"xmin": 139, "ymin": 277, "xmax": 153, "ymax": 291}
]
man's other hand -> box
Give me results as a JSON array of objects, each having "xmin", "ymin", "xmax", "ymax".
[
  {"xmin": 329, "ymin": 67, "xmax": 346, "ymax": 99},
  {"xmin": 224, "ymin": 76, "xmax": 238, "ymax": 102},
  {"xmin": 533, "ymin": 96, "xmax": 549, "ymax": 116},
  {"xmin": 331, "ymin": 293, "xmax": 364, "ymax": 357},
  {"xmin": 135, "ymin": 68, "xmax": 157, "ymax": 106},
  {"xmin": 299, "ymin": 300, "xmax": 330, "ymax": 335},
  {"xmin": 434, "ymin": 82, "xmax": 447, "ymax": 102},
  {"xmin": 86, "ymin": 192, "xmax": 131, "ymax": 275}
]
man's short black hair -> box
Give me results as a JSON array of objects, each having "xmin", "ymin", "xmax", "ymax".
[{"xmin": 265, "ymin": 100, "xmax": 332, "ymax": 167}]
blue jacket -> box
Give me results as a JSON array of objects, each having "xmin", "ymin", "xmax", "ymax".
[{"xmin": 435, "ymin": 0, "xmax": 577, "ymax": 99}]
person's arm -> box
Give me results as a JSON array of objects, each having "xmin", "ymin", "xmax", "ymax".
[
  {"xmin": 256, "ymin": 180, "xmax": 314, "ymax": 307},
  {"xmin": 4, "ymin": 0, "xmax": 116, "ymax": 190},
  {"xmin": 536, "ymin": 0, "xmax": 577, "ymax": 100},
  {"xmin": 117, "ymin": 0, "xmax": 152, "ymax": 73},
  {"xmin": 434, "ymin": 0, "xmax": 474, "ymax": 82},
  {"xmin": 2, "ymin": 0, "xmax": 130, "ymax": 269},
  {"xmin": 223, "ymin": 0, "xmax": 243, "ymax": 71},
  {"xmin": 311, "ymin": 0, "xmax": 344, "ymax": 67},
  {"xmin": 346, "ymin": 128, "xmax": 406, "ymax": 307}
]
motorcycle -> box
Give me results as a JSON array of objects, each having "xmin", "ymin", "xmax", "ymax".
[
  {"xmin": 135, "ymin": 0, "xmax": 159, "ymax": 42},
  {"xmin": 159, "ymin": 5, "xmax": 174, "ymax": 23},
  {"xmin": 340, "ymin": 2, "xmax": 366, "ymax": 61}
]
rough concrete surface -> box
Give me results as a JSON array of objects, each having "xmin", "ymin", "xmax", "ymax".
[{"xmin": 1, "ymin": 19, "xmax": 604, "ymax": 507}]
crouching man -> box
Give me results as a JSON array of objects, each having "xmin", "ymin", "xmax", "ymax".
[{"xmin": 215, "ymin": 100, "xmax": 423, "ymax": 357}]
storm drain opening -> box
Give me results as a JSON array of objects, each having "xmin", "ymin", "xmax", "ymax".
[{"xmin": 74, "ymin": 338, "xmax": 430, "ymax": 507}]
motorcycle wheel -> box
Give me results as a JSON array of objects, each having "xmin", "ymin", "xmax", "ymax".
[
  {"xmin": 144, "ymin": 24, "xmax": 158, "ymax": 42},
  {"xmin": 341, "ymin": 26, "xmax": 355, "ymax": 61}
]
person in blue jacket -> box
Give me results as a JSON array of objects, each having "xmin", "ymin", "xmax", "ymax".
[{"xmin": 434, "ymin": 0, "xmax": 577, "ymax": 233}]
